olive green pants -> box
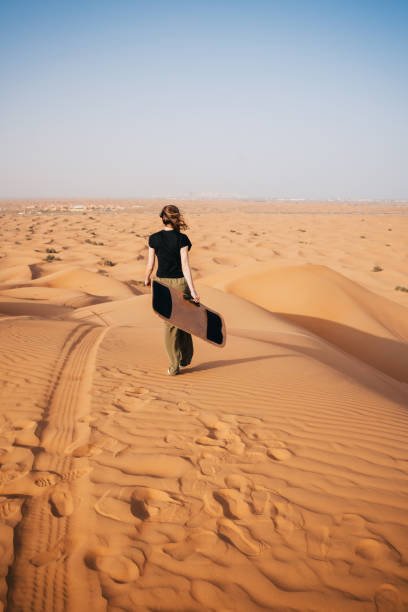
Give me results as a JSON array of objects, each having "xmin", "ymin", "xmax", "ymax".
[{"xmin": 158, "ymin": 277, "xmax": 194, "ymax": 374}]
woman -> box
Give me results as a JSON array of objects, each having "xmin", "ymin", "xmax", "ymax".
[{"xmin": 145, "ymin": 205, "xmax": 200, "ymax": 376}]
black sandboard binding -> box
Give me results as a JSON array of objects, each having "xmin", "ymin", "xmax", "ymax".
[{"xmin": 152, "ymin": 280, "xmax": 226, "ymax": 347}]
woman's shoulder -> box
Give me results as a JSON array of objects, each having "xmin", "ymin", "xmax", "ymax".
[
  {"xmin": 148, "ymin": 230, "xmax": 163, "ymax": 247},
  {"xmin": 178, "ymin": 232, "xmax": 192, "ymax": 248}
]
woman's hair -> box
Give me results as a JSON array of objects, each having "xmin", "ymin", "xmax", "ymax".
[{"xmin": 159, "ymin": 205, "xmax": 188, "ymax": 231}]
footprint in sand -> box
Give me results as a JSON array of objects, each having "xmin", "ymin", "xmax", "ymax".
[
  {"xmin": 0, "ymin": 462, "xmax": 29, "ymax": 487},
  {"xmin": 238, "ymin": 423, "xmax": 266, "ymax": 442},
  {"xmin": 197, "ymin": 412, "xmax": 222, "ymax": 429},
  {"xmin": 60, "ymin": 466, "xmax": 92, "ymax": 482},
  {"xmin": 272, "ymin": 500, "xmax": 304, "ymax": 538},
  {"xmin": 94, "ymin": 489, "xmax": 135, "ymax": 524},
  {"xmin": 34, "ymin": 472, "xmax": 61, "ymax": 488},
  {"xmin": 177, "ymin": 401, "xmax": 199, "ymax": 415},
  {"xmin": 355, "ymin": 538, "xmax": 395, "ymax": 562},
  {"xmin": 250, "ymin": 489, "xmax": 270, "ymax": 516},
  {"xmin": 91, "ymin": 553, "xmax": 140, "ymax": 583},
  {"xmin": 164, "ymin": 432, "xmax": 185, "ymax": 447},
  {"xmin": 0, "ymin": 497, "xmax": 23, "ymax": 521},
  {"xmin": 334, "ymin": 512, "xmax": 366, "ymax": 535},
  {"xmin": 226, "ymin": 438, "xmax": 246, "ymax": 455},
  {"xmin": 130, "ymin": 487, "xmax": 182, "ymax": 522},
  {"xmin": 93, "ymin": 435, "xmax": 128, "ymax": 456},
  {"xmin": 163, "ymin": 530, "xmax": 220, "ymax": 561},
  {"xmin": 198, "ymin": 454, "xmax": 222, "ymax": 476},
  {"xmin": 30, "ymin": 466, "xmax": 90, "ymax": 492},
  {"xmin": 195, "ymin": 436, "xmax": 225, "ymax": 447},
  {"xmin": 180, "ymin": 474, "xmax": 209, "ymax": 498},
  {"xmin": 306, "ymin": 525, "xmax": 330, "ymax": 560},
  {"xmin": 11, "ymin": 419, "xmax": 38, "ymax": 447},
  {"xmin": 213, "ymin": 489, "xmax": 250, "ymax": 520},
  {"xmin": 49, "ymin": 485, "xmax": 74, "ymax": 517},
  {"xmin": 213, "ymin": 426, "xmax": 242, "ymax": 448},
  {"xmin": 113, "ymin": 396, "xmax": 148, "ymax": 413},
  {"xmin": 267, "ymin": 447, "xmax": 293, "ymax": 461},
  {"xmin": 217, "ymin": 518, "xmax": 264, "ymax": 556},
  {"xmin": 374, "ymin": 584, "xmax": 404, "ymax": 612},
  {"xmin": 30, "ymin": 539, "xmax": 65, "ymax": 567},
  {"xmin": 14, "ymin": 429, "xmax": 39, "ymax": 447},
  {"xmin": 70, "ymin": 443, "xmax": 102, "ymax": 458},
  {"xmin": 224, "ymin": 474, "xmax": 249, "ymax": 493},
  {"xmin": 236, "ymin": 416, "xmax": 263, "ymax": 426}
]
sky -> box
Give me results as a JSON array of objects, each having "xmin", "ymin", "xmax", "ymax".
[{"xmin": 1, "ymin": 0, "xmax": 408, "ymax": 199}]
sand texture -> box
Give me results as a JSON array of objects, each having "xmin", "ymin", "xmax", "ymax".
[{"xmin": 0, "ymin": 200, "xmax": 407, "ymax": 611}]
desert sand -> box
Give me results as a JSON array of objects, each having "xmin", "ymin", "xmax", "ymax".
[{"xmin": 0, "ymin": 200, "xmax": 407, "ymax": 611}]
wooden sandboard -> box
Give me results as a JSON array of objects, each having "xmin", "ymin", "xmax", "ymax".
[{"xmin": 152, "ymin": 280, "xmax": 226, "ymax": 347}]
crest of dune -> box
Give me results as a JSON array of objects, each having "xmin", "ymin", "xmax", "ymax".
[
  {"xmin": 30, "ymin": 267, "xmax": 134, "ymax": 299},
  {"xmin": 203, "ymin": 263, "xmax": 408, "ymax": 382}
]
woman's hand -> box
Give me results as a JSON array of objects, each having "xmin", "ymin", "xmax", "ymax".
[
  {"xmin": 191, "ymin": 290, "xmax": 200, "ymax": 303},
  {"xmin": 144, "ymin": 276, "xmax": 151, "ymax": 286}
]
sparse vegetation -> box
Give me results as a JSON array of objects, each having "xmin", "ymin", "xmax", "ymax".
[
  {"xmin": 372, "ymin": 265, "xmax": 383, "ymax": 272},
  {"xmin": 360, "ymin": 235, "xmax": 366, "ymax": 239},
  {"xmin": 102, "ymin": 259, "xmax": 116, "ymax": 267},
  {"xmin": 395, "ymin": 285, "xmax": 408, "ymax": 292},
  {"xmin": 46, "ymin": 247, "xmax": 57, "ymax": 253}
]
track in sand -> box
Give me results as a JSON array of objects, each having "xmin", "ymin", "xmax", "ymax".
[{"xmin": 4, "ymin": 323, "xmax": 109, "ymax": 612}]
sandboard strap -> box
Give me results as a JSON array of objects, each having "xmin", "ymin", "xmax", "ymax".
[
  {"xmin": 152, "ymin": 281, "xmax": 172, "ymax": 319},
  {"xmin": 206, "ymin": 310, "xmax": 224, "ymax": 345}
]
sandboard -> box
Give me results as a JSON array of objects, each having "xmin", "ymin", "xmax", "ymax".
[{"xmin": 152, "ymin": 280, "xmax": 226, "ymax": 347}]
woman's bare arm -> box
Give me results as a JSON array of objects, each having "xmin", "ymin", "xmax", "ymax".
[
  {"xmin": 144, "ymin": 247, "xmax": 156, "ymax": 286},
  {"xmin": 180, "ymin": 246, "xmax": 199, "ymax": 302}
]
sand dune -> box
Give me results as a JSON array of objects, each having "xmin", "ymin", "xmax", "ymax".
[
  {"xmin": 203, "ymin": 263, "xmax": 408, "ymax": 382},
  {"xmin": 0, "ymin": 201, "xmax": 407, "ymax": 611}
]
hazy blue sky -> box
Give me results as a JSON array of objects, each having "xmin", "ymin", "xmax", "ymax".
[{"xmin": 1, "ymin": 1, "xmax": 407, "ymax": 199}]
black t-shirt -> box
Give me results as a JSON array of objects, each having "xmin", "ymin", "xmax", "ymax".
[{"xmin": 148, "ymin": 230, "xmax": 192, "ymax": 278}]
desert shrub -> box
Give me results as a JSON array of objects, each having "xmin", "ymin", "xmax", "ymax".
[
  {"xmin": 46, "ymin": 247, "xmax": 57, "ymax": 253},
  {"xmin": 372, "ymin": 265, "xmax": 383, "ymax": 272},
  {"xmin": 103, "ymin": 259, "xmax": 116, "ymax": 267},
  {"xmin": 395, "ymin": 285, "xmax": 408, "ymax": 292}
]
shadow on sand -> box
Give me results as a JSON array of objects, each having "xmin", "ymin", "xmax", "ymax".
[
  {"xmin": 186, "ymin": 353, "xmax": 292, "ymax": 373},
  {"xmin": 273, "ymin": 312, "xmax": 408, "ymax": 384}
]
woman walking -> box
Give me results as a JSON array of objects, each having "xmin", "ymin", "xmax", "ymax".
[{"xmin": 145, "ymin": 205, "xmax": 200, "ymax": 375}]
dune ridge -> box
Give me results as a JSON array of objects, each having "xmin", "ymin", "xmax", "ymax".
[{"xmin": 203, "ymin": 263, "xmax": 408, "ymax": 383}]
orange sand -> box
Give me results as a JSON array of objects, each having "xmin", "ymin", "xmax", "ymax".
[{"xmin": 0, "ymin": 200, "xmax": 407, "ymax": 611}]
